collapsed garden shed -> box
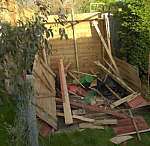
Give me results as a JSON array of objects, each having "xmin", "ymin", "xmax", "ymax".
[{"xmin": 32, "ymin": 12, "xmax": 150, "ymax": 141}]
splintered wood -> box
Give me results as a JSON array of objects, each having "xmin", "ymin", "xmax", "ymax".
[
  {"xmin": 110, "ymin": 93, "xmax": 139, "ymax": 109},
  {"xmin": 92, "ymin": 20, "xmax": 119, "ymax": 75},
  {"xmin": 58, "ymin": 59, "xmax": 73, "ymax": 124}
]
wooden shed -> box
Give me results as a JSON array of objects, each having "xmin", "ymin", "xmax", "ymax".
[
  {"xmin": 33, "ymin": 12, "xmax": 141, "ymax": 130},
  {"xmin": 46, "ymin": 12, "xmax": 106, "ymax": 73}
]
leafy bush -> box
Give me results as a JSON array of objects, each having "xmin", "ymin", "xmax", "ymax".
[{"xmin": 112, "ymin": 0, "xmax": 150, "ymax": 77}]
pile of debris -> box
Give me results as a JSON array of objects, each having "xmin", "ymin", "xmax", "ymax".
[{"xmin": 37, "ymin": 58, "xmax": 150, "ymax": 145}]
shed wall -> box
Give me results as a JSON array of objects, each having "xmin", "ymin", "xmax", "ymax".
[{"xmin": 47, "ymin": 13, "xmax": 105, "ymax": 73}]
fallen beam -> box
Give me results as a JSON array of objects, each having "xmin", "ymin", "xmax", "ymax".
[
  {"xmin": 94, "ymin": 61, "xmax": 135, "ymax": 93},
  {"xmin": 57, "ymin": 112, "xmax": 95, "ymax": 123},
  {"xmin": 110, "ymin": 93, "xmax": 139, "ymax": 109},
  {"xmin": 129, "ymin": 109, "xmax": 141, "ymax": 141},
  {"xmin": 58, "ymin": 59, "xmax": 73, "ymax": 125},
  {"xmin": 92, "ymin": 20, "xmax": 119, "ymax": 75}
]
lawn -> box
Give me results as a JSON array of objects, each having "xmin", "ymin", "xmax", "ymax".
[{"xmin": 39, "ymin": 126, "xmax": 150, "ymax": 146}]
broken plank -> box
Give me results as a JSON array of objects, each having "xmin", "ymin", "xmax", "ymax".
[
  {"xmin": 94, "ymin": 119, "xmax": 117, "ymax": 125},
  {"xmin": 129, "ymin": 109, "xmax": 141, "ymax": 141},
  {"xmin": 110, "ymin": 136, "xmax": 133, "ymax": 144},
  {"xmin": 118, "ymin": 128, "xmax": 150, "ymax": 136},
  {"xmin": 92, "ymin": 20, "xmax": 119, "ymax": 75},
  {"xmin": 58, "ymin": 59, "xmax": 73, "ymax": 125},
  {"xmin": 110, "ymin": 93, "xmax": 139, "ymax": 109},
  {"xmin": 57, "ymin": 112, "xmax": 95, "ymax": 123},
  {"xmin": 94, "ymin": 61, "xmax": 135, "ymax": 93},
  {"xmin": 71, "ymin": 71, "xmax": 97, "ymax": 77},
  {"xmin": 68, "ymin": 71, "xmax": 85, "ymax": 88},
  {"xmin": 73, "ymin": 115, "xmax": 95, "ymax": 123},
  {"xmin": 79, "ymin": 123, "xmax": 104, "ymax": 129},
  {"xmin": 39, "ymin": 58, "xmax": 56, "ymax": 77}
]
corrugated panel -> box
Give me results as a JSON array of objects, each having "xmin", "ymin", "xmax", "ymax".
[
  {"xmin": 113, "ymin": 116, "xmax": 149, "ymax": 135},
  {"xmin": 128, "ymin": 95, "xmax": 147, "ymax": 109}
]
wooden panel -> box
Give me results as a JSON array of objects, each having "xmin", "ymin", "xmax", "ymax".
[
  {"xmin": 115, "ymin": 58, "xmax": 141, "ymax": 91},
  {"xmin": 33, "ymin": 55, "xmax": 57, "ymax": 129},
  {"xmin": 48, "ymin": 16, "xmax": 104, "ymax": 72}
]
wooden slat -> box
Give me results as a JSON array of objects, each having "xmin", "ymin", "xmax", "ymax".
[
  {"xmin": 92, "ymin": 20, "xmax": 119, "ymax": 75},
  {"xmin": 58, "ymin": 59, "xmax": 73, "ymax": 125},
  {"xmin": 79, "ymin": 123, "xmax": 104, "ymax": 129},
  {"xmin": 110, "ymin": 136, "xmax": 133, "ymax": 144},
  {"xmin": 129, "ymin": 109, "xmax": 141, "ymax": 141},
  {"xmin": 33, "ymin": 55, "xmax": 57, "ymax": 129},
  {"xmin": 57, "ymin": 112, "xmax": 95, "ymax": 122},
  {"xmin": 94, "ymin": 119, "xmax": 117, "ymax": 125},
  {"xmin": 110, "ymin": 93, "xmax": 139, "ymax": 109},
  {"xmin": 94, "ymin": 61, "xmax": 135, "ymax": 93}
]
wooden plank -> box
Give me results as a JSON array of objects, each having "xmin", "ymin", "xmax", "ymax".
[
  {"xmin": 79, "ymin": 123, "xmax": 104, "ymax": 129},
  {"xmin": 94, "ymin": 61, "xmax": 135, "ymax": 93},
  {"xmin": 110, "ymin": 93, "xmax": 139, "ymax": 109},
  {"xmin": 71, "ymin": 8, "xmax": 79, "ymax": 72},
  {"xmin": 97, "ymin": 77, "xmax": 121, "ymax": 100},
  {"xmin": 39, "ymin": 58, "xmax": 56, "ymax": 77},
  {"xmin": 73, "ymin": 115, "xmax": 95, "ymax": 123},
  {"xmin": 118, "ymin": 128, "xmax": 150, "ymax": 136},
  {"xmin": 57, "ymin": 112, "xmax": 95, "ymax": 123},
  {"xmin": 94, "ymin": 119, "xmax": 117, "ymax": 125},
  {"xmin": 71, "ymin": 71, "xmax": 97, "ymax": 77},
  {"xmin": 92, "ymin": 20, "xmax": 119, "ymax": 75},
  {"xmin": 129, "ymin": 109, "xmax": 141, "ymax": 141},
  {"xmin": 104, "ymin": 14, "xmax": 111, "ymax": 52},
  {"xmin": 58, "ymin": 59, "xmax": 73, "ymax": 125},
  {"xmin": 68, "ymin": 72, "xmax": 85, "ymax": 88},
  {"xmin": 110, "ymin": 136, "xmax": 133, "ymax": 144}
]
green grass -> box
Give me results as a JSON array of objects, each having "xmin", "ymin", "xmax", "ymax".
[
  {"xmin": 0, "ymin": 88, "xmax": 16, "ymax": 146},
  {"xmin": 39, "ymin": 128, "xmax": 114, "ymax": 146},
  {"xmin": 39, "ymin": 127, "xmax": 150, "ymax": 146}
]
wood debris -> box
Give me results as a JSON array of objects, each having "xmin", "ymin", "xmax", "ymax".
[
  {"xmin": 79, "ymin": 123, "xmax": 104, "ymax": 129},
  {"xmin": 110, "ymin": 135, "xmax": 133, "ymax": 144},
  {"xmin": 58, "ymin": 59, "xmax": 73, "ymax": 125}
]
